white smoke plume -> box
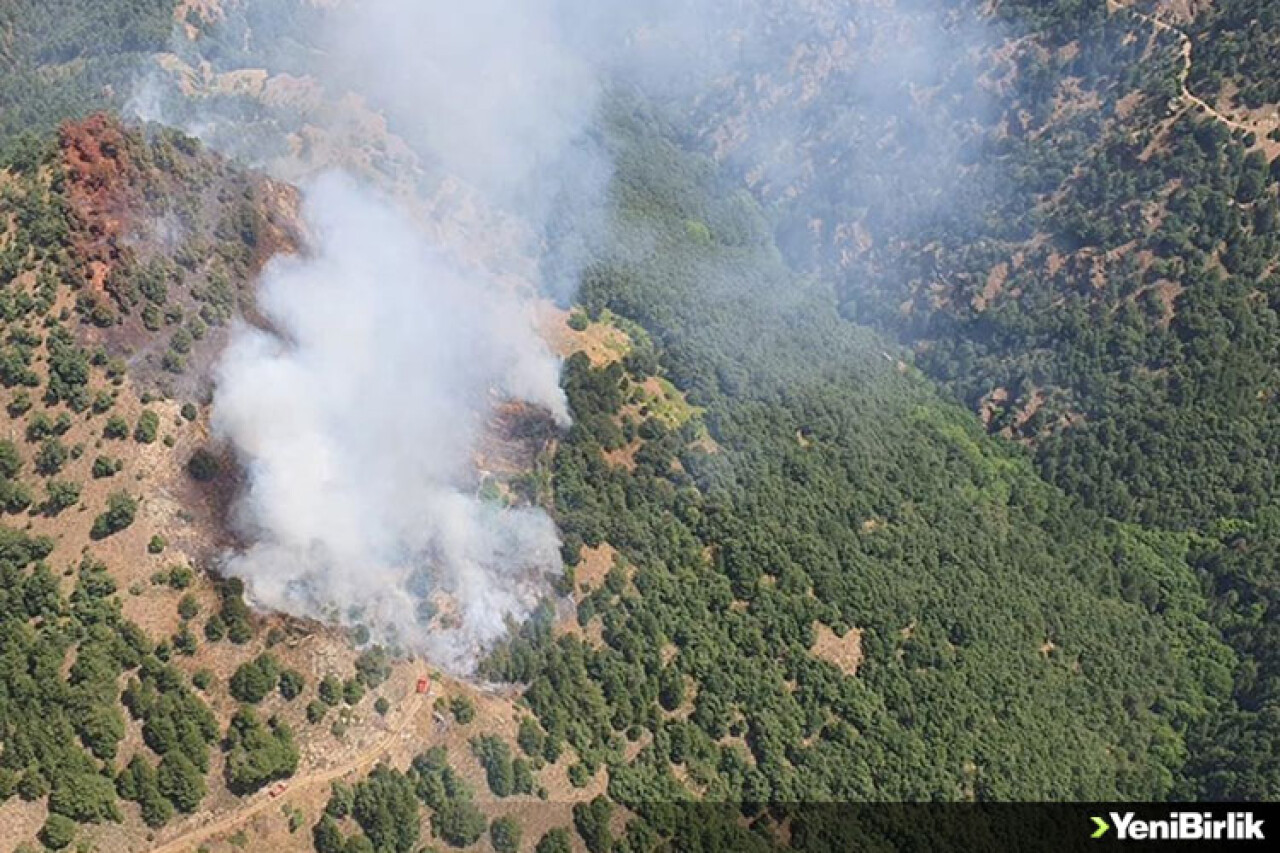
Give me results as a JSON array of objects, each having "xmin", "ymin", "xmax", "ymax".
[
  {"xmin": 135, "ymin": 0, "xmax": 636, "ymax": 668},
  {"xmin": 214, "ymin": 173, "xmax": 568, "ymax": 666}
]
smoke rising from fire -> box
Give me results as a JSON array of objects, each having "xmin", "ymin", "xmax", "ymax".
[
  {"xmin": 161, "ymin": 0, "xmax": 612, "ymax": 666},
  {"xmin": 213, "ymin": 173, "xmax": 567, "ymax": 664}
]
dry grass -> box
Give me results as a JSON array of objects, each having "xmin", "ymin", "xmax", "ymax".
[
  {"xmin": 540, "ymin": 304, "xmax": 632, "ymax": 367},
  {"xmin": 811, "ymin": 622, "xmax": 863, "ymax": 676},
  {"xmin": 570, "ymin": 544, "xmax": 618, "ymax": 601}
]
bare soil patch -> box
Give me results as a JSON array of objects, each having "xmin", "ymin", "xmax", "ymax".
[{"xmin": 811, "ymin": 622, "xmax": 863, "ymax": 676}]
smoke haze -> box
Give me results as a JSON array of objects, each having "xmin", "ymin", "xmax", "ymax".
[{"xmin": 129, "ymin": 0, "xmax": 993, "ymax": 666}]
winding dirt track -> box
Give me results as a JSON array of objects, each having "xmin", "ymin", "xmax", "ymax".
[
  {"xmin": 1109, "ymin": 0, "xmax": 1264, "ymax": 136},
  {"xmin": 148, "ymin": 689, "xmax": 426, "ymax": 853},
  {"xmin": 1124, "ymin": 3, "xmax": 1254, "ymax": 133}
]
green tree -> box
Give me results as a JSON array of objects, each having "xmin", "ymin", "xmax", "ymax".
[
  {"xmin": 48, "ymin": 771, "xmax": 120, "ymax": 823},
  {"xmin": 42, "ymin": 479, "xmax": 80, "ymax": 514},
  {"xmin": 518, "ymin": 717, "xmax": 545, "ymax": 757},
  {"xmin": 187, "ymin": 448, "xmax": 220, "ymax": 481},
  {"xmin": 491, "ymin": 816, "xmax": 522, "ymax": 853},
  {"xmin": 319, "ymin": 675, "xmax": 343, "ymax": 706},
  {"xmin": 223, "ymin": 708, "xmax": 299, "ymax": 795},
  {"xmin": 134, "ymin": 409, "xmax": 159, "ymax": 443},
  {"xmin": 229, "ymin": 653, "xmax": 280, "ymax": 704},
  {"xmin": 449, "ymin": 695, "xmax": 475, "ymax": 724},
  {"xmin": 536, "ymin": 828, "xmax": 573, "ymax": 853},
  {"xmin": 0, "ymin": 439, "xmax": 22, "ymax": 478},
  {"xmin": 350, "ymin": 765, "xmax": 419, "ymax": 853},
  {"xmin": 432, "ymin": 799, "xmax": 487, "ymax": 849},
  {"xmin": 354, "ymin": 646, "xmax": 391, "ymax": 688},
  {"xmin": 178, "ymin": 594, "xmax": 199, "ymax": 621},
  {"xmin": 313, "ymin": 814, "xmax": 345, "ymax": 853},
  {"xmin": 34, "ymin": 437, "xmax": 67, "ymax": 475},
  {"xmin": 471, "ymin": 735, "xmax": 520, "ymax": 797},
  {"xmin": 39, "ymin": 814, "xmax": 76, "ymax": 850},
  {"xmin": 103, "ymin": 415, "xmax": 129, "ymax": 439},
  {"xmin": 278, "ymin": 668, "xmax": 305, "ymax": 701},
  {"xmin": 157, "ymin": 752, "xmax": 206, "ymax": 813},
  {"xmin": 573, "ymin": 797, "xmax": 613, "ymax": 853},
  {"xmin": 90, "ymin": 491, "xmax": 136, "ymax": 538}
]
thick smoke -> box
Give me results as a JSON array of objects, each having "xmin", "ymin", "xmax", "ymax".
[
  {"xmin": 214, "ymin": 173, "xmax": 568, "ymax": 665},
  {"xmin": 182, "ymin": 0, "xmax": 613, "ymax": 666}
]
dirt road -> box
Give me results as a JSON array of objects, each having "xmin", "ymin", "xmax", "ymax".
[
  {"xmin": 148, "ymin": 688, "xmax": 426, "ymax": 853},
  {"xmin": 1109, "ymin": 0, "xmax": 1259, "ymax": 136}
]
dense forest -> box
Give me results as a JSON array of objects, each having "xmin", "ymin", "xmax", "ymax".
[
  {"xmin": 487, "ymin": 99, "xmax": 1232, "ymax": 810},
  {"xmin": 0, "ymin": 1, "xmax": 176, "ymax": 154},
  {"xmin": 669, "ymin": 0, "xmax": 1280, "ymax": 799}
]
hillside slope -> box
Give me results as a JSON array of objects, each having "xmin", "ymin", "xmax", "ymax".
[{"xmin": 683, "ymin": 0, "xmax": 1280, "ymax": 799}]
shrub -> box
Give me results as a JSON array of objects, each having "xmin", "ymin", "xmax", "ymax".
[
  {"xmin": 91, "ymin": 491, "xmax": 137, "ymax": 539},
  {"xmin": 103, "ymin": 415, "xmax": 129, "ymax": 439},
  {"xmin": 187, "ymin": 448, "xmax": 220, "ymax": 482},
  {"xmin": 134, "ymin": 409, "xmax": 160, "ymax": 443},
  {"xmin": 229, "ymin": 654, "xmax": 280, "ymax": 704}
]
